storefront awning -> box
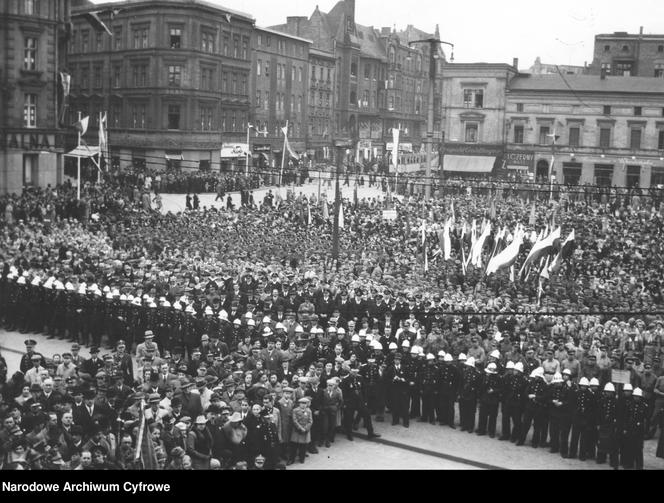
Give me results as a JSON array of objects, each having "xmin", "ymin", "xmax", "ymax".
[
  {"xmin": 443, "ymin": 155, "xmax": 495, "ymax": 173},
  {"xmin": 506, "ymin": 165, "xmax": 528, "ymax": 171},
  {"xmin": 220, "ymin": 144, "xmax": 249, "ymax": 158}
]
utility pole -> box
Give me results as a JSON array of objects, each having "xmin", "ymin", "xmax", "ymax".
[
  {"xmin": 409, "ymin": 37, "xmax": 454, "ymax": 200},
  {"xmin": 332, "ymin": 138, "xmax": 351, "ymax": 269}
]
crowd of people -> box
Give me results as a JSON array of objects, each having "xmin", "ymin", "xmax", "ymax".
[{"xmin": 1, "ymin": 171, "xmax": 664, "ymax": 470}]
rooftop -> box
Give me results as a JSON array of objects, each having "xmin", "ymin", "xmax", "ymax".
[{"xmin": 509, "ymin": 74, "xmax": 664, "ymax": 94}]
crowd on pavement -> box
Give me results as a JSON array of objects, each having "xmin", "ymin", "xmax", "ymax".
[{"xmin": 1, "ymin": 172, "xmax": 664, "ymax": 470}]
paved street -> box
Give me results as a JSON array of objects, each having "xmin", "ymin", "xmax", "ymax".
[
  {"xmin": 158, "ymin": 181, "xmax": 391, "ymax": 215},
  {"xmin": 3, "ymin": 329, "xmax": 662, "ymax": 470}
]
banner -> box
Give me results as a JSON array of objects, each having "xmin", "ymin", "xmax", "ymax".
[{"xmin": 392, "ymin": 128, "xmax": 400, "ymax": 171}]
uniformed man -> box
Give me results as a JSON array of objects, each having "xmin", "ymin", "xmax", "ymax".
[
  {"xmin": 477, "ymin": 362, "xmax": 502, "ymax": 438},
  {"xmin": 339, "ymin": 367, "xmax": 380, "ymax": 441},
  {"xmin": 499, "ymin": 361, "xmax": 515, "ymax": 440},
  {"xmin": 459, "ymin": 357, "xmax": 482, "ymax": 433},
  {"xmin": 596, "ymin": 382, "xmax": 619, "ymax": 468},
  {"xmin": 621, "ymin": 387, "xmax": 648, "ymax": 470},
  {"xmin": 419, "ymin": 354, "xmax": 439, "ymax": 424},
  {"xmin": 569, "ymin": 377, "xmax": 595, "ymax": 461},
  {"xmin": 19, "ymin": 340, "xmax": 43, "ymax": 374},
  {"xmin": 518, "ymin": 367, "xmax": 548, "ymax": 447},
  {"xmin": 506, "ymin": 362, "xmax": 527, "ymax": 443},
  {"xmin": 385, "ymin": 353, "xmax": 410, "ymax": 427}
]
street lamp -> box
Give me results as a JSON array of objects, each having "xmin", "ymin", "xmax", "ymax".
[{"xmin": 409, "ymin": 37, "xmax": 454, "ymax": 200}]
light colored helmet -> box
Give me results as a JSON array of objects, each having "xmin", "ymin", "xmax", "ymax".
[
  {"xmin": 444, "ymin": 354, "xmax": 453, "ymax": 362},
  {"xmin": 402, "ymin": 340, "xmax": 411, "ymax": 348},
  {"xmin": 552, "ymin": 373, "xmax": 563, "ymax": 384},
  {"xmin": 514, "ymin": 362, "xmax": 524, "ymax": 373},
  {"xmin": 603, "ymin": 383, "xmax": 615, "ymax": 392},
  {"xmin": 458, "ymin": 353, "xmax": 467, "ymax": 361},
  {"xmin": 589, "ymin": 378, "xmax": 600, "ymax": 387},
  {"xmin": 465, "ymin": 357, "xmax": 476, "ymax": 367},
  {"xmin": 579, "ymin": 377, "xmax": 590, "ymax": 386},
  {"xmin": 388, "ymin": 343, "xmax": 398, "ymax": 350},
  {"xmin": 623, "ymin": 383, "xmax": 633, "ymax": 391},
  {"xmin": 351, "ymin": 335, "xmax": 360, "ymax": 342},
  {"xmin": 506, "ymin": 361, "xmax": 515, "ymax": 370},
  {"xmin": 438, "ymin": 351, "xmax": 446, "ymax": 357},
  {"xmin": 633, "ymin": 387, "xmax": 643, "ymax": 397},
  {"xmin": 426, "ymin": 353, "xmax": 435, "ymax": 361},
  {"xmin": 490, "ymin": 350, "xmax": 500, "ymax": 359}
]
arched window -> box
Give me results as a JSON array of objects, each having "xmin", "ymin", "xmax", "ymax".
[{"xmin": 389, "ymin": 47, "xmax": 396, "ymax": 65}]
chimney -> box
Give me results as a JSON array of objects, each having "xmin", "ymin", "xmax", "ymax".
[
  {"xmin": 512, "ymin": 58, "xmax": 519, "ymax": 69},
  {"xmin": 639, "ymin": 26, "xmax": 644, "ymax": 35}
]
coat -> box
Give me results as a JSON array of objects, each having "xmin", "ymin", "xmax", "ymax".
[
  {"xmin": 277, "ymin": 398, "xmax": 294, "ymax": 443},
  {"xmin": 290, "ymin": 406, "xmax": 313, "ymax": 444}
]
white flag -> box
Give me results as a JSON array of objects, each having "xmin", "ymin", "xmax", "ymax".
[
  {"xmin": 74, "ymin": 116, "xmax": 89, "ymax": 136},
  {"xmin": 338, "ymin": 201, "xmax": 345, "ymax": 230},
  {"xmin": 99, "ymin": 112, "xmax": 107, "ymax": 159}
]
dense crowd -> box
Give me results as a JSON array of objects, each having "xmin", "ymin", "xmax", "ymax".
[{"xmin": 1, "ymin": 173, "xmax": 664, "ymax": 470}]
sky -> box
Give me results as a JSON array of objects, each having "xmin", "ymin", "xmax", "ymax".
[{"xmin": 92, "ymin": 0, "xmax": 664, "ymax": 69}]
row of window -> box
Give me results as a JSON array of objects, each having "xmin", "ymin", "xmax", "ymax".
[
  {"xmin": 514, "ymin": 103, "xmax": 664, "ymax": 117},
  {"xmin": 250, "ymin": 120, "xmax": 303, "ymax": 138},
  {"xmin": 255, "ymin": 34, "xmax": 307, "ymax": 59},
  {"xmin": 72, "ymin": 63, "xmax": 248, "ymax": 94},
  {"xmin": 308, "ymin": 91, "xmax": 332, "ymax": 108},
  {"xmin": 603, "ymin": 43, "xmax": 664, "ymax": 54},
  {"xmin": 507, "ymin": 124, "xmax": 664, "ymax": 150},
  {"xmin": 555, "ymin": 164, "xmax": 664, "ymax": 188},
  {"xmin": 310, "ymin": 65, "xmax": 333, "ymax": 84},
  {"xmin": 256, "ymin": 60, "xmax": 304, "ymax": 83},
  {"xmin": 309, "ymin": 117, "xmax": 331, "ymax": 137},
  {"xmin": 255, "ymin": 91, "xmax": 304, "ymax": 113},
  {"xmin": 600, "ymin": 61, "xmax": 664, "ymax": 78},
  {"xmin": 71, "ymin": 25, "xmax": 250, "ymax": 60}
]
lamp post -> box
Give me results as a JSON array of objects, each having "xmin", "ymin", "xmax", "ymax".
[{"xmin": 409, "ymin": 37, "xmax": 454, "ymax": 200}]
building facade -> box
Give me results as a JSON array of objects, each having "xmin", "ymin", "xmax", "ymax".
[
  {"xmin": 440, "ymin": 63, "xmax": 518, "ymax": 176},
  {"xmin": 506, "ymin": 73, "xmax": 664, "ymax": 188},
  {"xmin": 0, "ymin": 0, "xmax": 71, "ymax": 194},
  {"xmin": 589, "ymin": 30, "xmax": 664, "ymax": 78},
  {"xmin": 250, "ymin": 27, "xmax": 310, "ymax": 171},
  {"xmin": 527, "ymin": 56, "xmax": 587, "ymax": 76},
  {"xmin": 68, "ymin": 0, "xmax": 254, "ymax": 173},
  {"xmin": 307, "ymin": 48, "xmax": 336, "ymax": 161},
  {"xmin": 271, "ymin": 0, "xmax": 440, "ymax": 164}
]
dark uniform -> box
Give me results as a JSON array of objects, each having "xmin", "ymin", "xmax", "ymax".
[
  {"xmin": 385, "ymin": 357, "xmax": 410, "ymax": 427},
  {"xmin": 546, "ymin": 383, "xmax": 572, "ymax": 455},
  {"xmin": 459, "ymin": 365, "xmax": 482, "ymax": 433},
  {"xmin": 340, "ymin": 371, "xmax": 377, "ymax": 439},
  {"xmin": 596, "ymin": 392, "xmax": 619, "ymax": 468},
  {"xmin": 419, "ymin": 362, "xmax": 439, "ymax": 424},
  {"xmin": 569, "ymin": 386, "xmax": 595, "ymax": 460},
  {"xmin": 477, "ymin": 370, "xmax": 502, "ymax": 437},
  {"xmin": 621, "ymin": 397, "xmax": 648, "ymax": 470},
  {"xmin": 437, "ymin": 361, "xmax": 459, "ymax": 428},
  {"xmin": 506, "ymin": 371, "xmax": 527, "ymax": 442},
  {"xmin": 518, "ymin": 377, "xmax": 548, "ymax": 447}
]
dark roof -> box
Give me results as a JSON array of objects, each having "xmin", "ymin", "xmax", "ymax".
[
  {"xmin": 356, "ymin": 25, "xmax": 386, "ymax": 61},
  {"xmin": 509, "ymin": 74, "xmax": 664, "ymax": 94}
]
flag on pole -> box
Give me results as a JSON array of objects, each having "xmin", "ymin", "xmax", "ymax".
[
  {"xmin": 74, "ymin": 116, "xmax": 89, "ymax": 136},
  {"xmin": 424, "ymin": 244, "xmax": 429, "ymax": 274},
  {"xmin": 354, "ymin": 184, "xmax": 358, "ymax": 208},
  {"xmin": 519, "ymin": 227, "xmax": 561, "ymax": 277},
  {"xmin": 489, "ymin": 198, "xmax": 497, "ymax": 220},
  {"xmin": 322, "ymin": 199, "xmax": 329, "ymax": 220},
  {"xmin": 81, "ymin": 11, "xmax": 113, "ymax": 36},
  {"xmin": 134, "ymin": 401, "xmax": 158, "ymax": 470},
  {"xmin": 471, "ymin": 221, "xmax": 492, "ymax": 268},
  {"xmin": 548, "ymin": 229, "xmax": 576, "ymax": 274},
  {"xmin": 338, "ymin": 201, "xmax": 345, "ymax": 230},
  {"xmin": 281, "ymin": 126, "xmax": 297, "ymax": 158},
  {"xmin": 99, "ymin": 112, "xmax": 107, "ymax": 160},
  {"xmin": 450, "ymin": 200, "xmax": 455, "ymax": 222},
  {"xmin": 486, "ymin": 225, "xmax": 524, "ymax": 276},
  {"xmin": 307, "ymin": 203, "xmax": 312, "ymax": 226},
  {"xmin": 442, "ymin": 219, "xmax": 452, "ymax": 260}
]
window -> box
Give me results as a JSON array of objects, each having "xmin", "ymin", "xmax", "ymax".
[
  {"xmin": 659, "ymin": 45, "xmax": 664, "ymax": 53},
  {"xmin": 350, "ymin": 61, "xmax": 358, "ymax": 77},
  {"xmin": 594, "ymin": 164, "xmax": 614, "ymax": 186},
  {"xmin": 514, "ymin": 125, "xmax": 524, "ymax": 144},
  {"xmin": 257, "ymin": 34, "xmax": 262, "ymax": 46},
  {"xmin": 23, "ymin": 94, "xmax": 37, "ymax": 128},
  {"xmin": 603, "ymin": 105, "xmax": 611, "ymax": 115},
  {"xmin": 201, "ymin": 32, "xmax": 215, "ymax": 53},
  {"xmin": 569, "ymin": 127, "xmax": 580, "ymax": 147},
  {"xmin": 465, "ymin": 123, "xmax": 479, "ymax": 143},
  {"xmin": 81, "ymin": 66, "xmax": 89, "ymax": 89},
  {"xmin": 256, "ymin": 90, "xmax": 262, "ymax": 108},
  {"xmin": 113, "ymin": 65, "xmax": 121, "ymax": 88},
  {"xmin": 133, "ymin": 27, "xmax": 148, "ymax": 49},
  {"xmin": 658, "ymin": 130, "xmax": 664, "ymax": 150},
  {"xmin": 634, "ymin": 106, "xmax": 642, "ymax": 116},
  {"xmin": 71, "ymin": 30, "xmax": 77, "ymax": 53},
  {"xmin": 200, "ymin": 105, "xmax": 213, "ymax": 131},
  {"xmin": 93, "ymin": 65, "xmax": 102, "ymax": 88},
  {"xmin": 622, "ymin": 45, "xmax": 629, "ymax": 52},
  {"xmin": 630, "ymin": 128, "xmax": 642, "ymax": 149},
  {"xmin": 626, "ymin": 165, "xmax": 641, "ymax": 188},
  {"xmin": 350, "ymin": 90, "xmax": 357, "ymax": 106},
  {"xmin": 242, "ymin": 37, "xmax": 249, "ymax": 59},
  {"xmin": 23, "ymin": 37, "xmax": 36, "ymax": 70},
  {"xmin": 168, "ymin": 105, "xmax": 180, "ymax": 129},
  {"xmin": 539, "ymin": 126, "xmax": 551, "ymax": 145},
  {"xmin": 23, "ymin": 154, "xmax": 37, "ymax": 186},
  {"xmin": 223, "ymin": 32, "xmax": 230, "ymax": 56},
  {"xmin": 362, "ymin": 90, "xmax": 369, "ymax": 107},
  {"xmin": 96, "ymin": 32, "xmax": 103, "ymax": 52},
  {"xmin": 110, "ymin": 102, "xmax": 121, "ymax": 128},
  {"xmin": 233, "ymin": 35, "xmax": 240, "ymax": 58},
  {"xmin": 256, "ymin": 59, "xmax": 261, "ymax": 77},
  {"xmin": 170, "ymin": 28, "xmax": 182, "ymax": 49},
  {"xmin": 364, "ymin": 64, "xmax": 371, "ymax": 80},
  {"xmin": 81, "ymin": 30, "xmax": 89, "ymax": 53},
  {"xmin": 241, "ymin": 76, "xmax": 247, "ymax": 95},
  {"xmin": 131, "ymin": 104, "xmax": 146, "ymax": 128},
  {"xmin": 655, "ymin": 64, "xmax": 664, "ymax": 78},
  {"xmin": 232, "ymin": 74, "xmax": 237, "ymax": 94},
  {"xmin": 327, "ymin": 68, "xmax": 331, "ymax": 83},
  {"xmin": 601, "ymin": 62, "xmax": 611, "ymax": 74},
  {"xmin": 201, "ymin": 67, "xmax": 214, "ymax": 91},
  {"xmin": 463, "ymin": 89, "xmax": 484, "ymax": 108},
  {"xmin": 265, "ymin": 61, "xmax": 270, "ymax": 77},
  {"xmin": 599, "ymin": 127, "xmax": 611, "ymax": 148},
  {"xmin": 264, "ymin": 91, "xmax": 269, "ymax": 111},
  {"xmin": 652, "ymin": 166, "xmax": 664, "ymax": 186},
  {"xmin": 292, "ymin": 66, "xmax": 296, "ymax": 81},
  {"xmin": 266, "ymin": 36, "xmax": 271, "ymax": 47},
  {"xmin": 168, "ymin": 65, "xmax": 182, "ymax": 86},
  {"xmin": 298, "ymin": 67, "xmax": 303, "ymax": 82},
  {"xmin": 516, "ymin": 103, "xmax": 524, "ymax": 113},
  {"xmin": 604, "ymin": 45, "xmax": 610, "ymax": 52},
  {"xmin": 24, "ymin": 0, "xmax": 36, "ymax": 15},
  {"xmin": 132, "ymin": 64, "xmax": 147, "ymax": 87},
  {"xmin": 615, "ymin": 62, "xmax": 632, "ymax": 76},
  {"xmin": 114, "ymin": 27, "xmax": 122, "ymax": 50}
]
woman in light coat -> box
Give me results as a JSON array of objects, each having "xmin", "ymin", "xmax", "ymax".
[{"xmin": 289, "ymin": 397, "xmax": 313, "ymax": 464}]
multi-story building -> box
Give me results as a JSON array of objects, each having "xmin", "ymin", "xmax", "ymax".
[
  {"xmin": 250, "ymin": 27, "xmax": 310, "ymax": 170},
  {"xmin": 68, "ymin": 0, "xmax": 254, "ymax": 173},
  {"xmin": 589, "ymin": 29, "xmax": 664, "ymax": 78},
  {"xmin": 271, "ymin": 0, "xmax": 440, "ymax": 163},
  {"xmin": 506, "ymin": 73, "xmax": 664, "ymax": 188},
  {"xmin": 0, "ymin": 0, "xmax": 71, "ymax": 194},
  {"xmin": 308, "ymin": 48, "xmax": 336, "ymax": 161},
  {"xmin": 440, "ymin": 62, "xmax": 518, "ymax": 176}
]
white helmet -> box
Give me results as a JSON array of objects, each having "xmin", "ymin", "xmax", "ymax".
[
  {"xmin": 426, "ymin": 353, "xmax": 435, "ymax": 361},
  {"xmin": 458, "ymin": 353, "xmax": 467, "ymax": 361},
  {"xmin": 514, "ymin": 362, "xmax": 524, "ymax": 373},
  {"xmin": 633, "ymin": 387, "xmax": 643, "ymax": 397},
  {"xmin": 489, "ymin": 350, "xmax": 500, "ymax": 359},
  {"xmin": 623, "ymin": 383, "xmax": 633, "ymax": 392},
  {"xmin": 589, "ymin": 378, "xmax": 600, "ymax": 387},
  {"xmin": 603, "ymin": 383, "xmax": 615, "ymax": 392},
  {"xmin": 444, "ymin": 354, "xmax": 453, "ymax": 362},
  {"xmin": 552, "ymin": 373, "xmax": 563, "ymax": 384},
  {"xmin": 388, "ymin": 342, "xmax": 398, "ymax": 350},
  {"xmin": 465, "ymin": 357, "xmax": 476, "ymax": 367},
  {"xmin": 579, "ymin": 377, "xmax": 590, "ymax": 386},
  {"xmin": 506, "ymin": 361, "xmax": 515, "ymax": 370},
  {"xmin": 402, "ymin": 340, "xmax": 411, "ymax": 348}
]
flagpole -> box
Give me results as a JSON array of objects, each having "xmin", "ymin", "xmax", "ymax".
[
  {"xmin": 77, "ymin": 111, "xmax": 81, "ymax": 200},
  {"xmin": 280, "ymin": 120, "xmax": 289, "ymax": 187},
  {"xmin": 246, "ymin": 123, "xmax": 251, "ymax": 176},
  {"xmin": 97, "ymin": 111, "xmax": 101, "ymax": 184}
]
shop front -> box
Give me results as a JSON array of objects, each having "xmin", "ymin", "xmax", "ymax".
[
  {"xmin": 442, "ymin": 143, "xmax": 505, "ymax": 178},
  {"xmin": 220, "ymin": 143, "xmax": 249, "ymax": 173}
]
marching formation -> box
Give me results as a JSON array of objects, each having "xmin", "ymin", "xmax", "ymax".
[{"xmin": 1, "ymin": 174, "xmax": 664, "ymax": 470}]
